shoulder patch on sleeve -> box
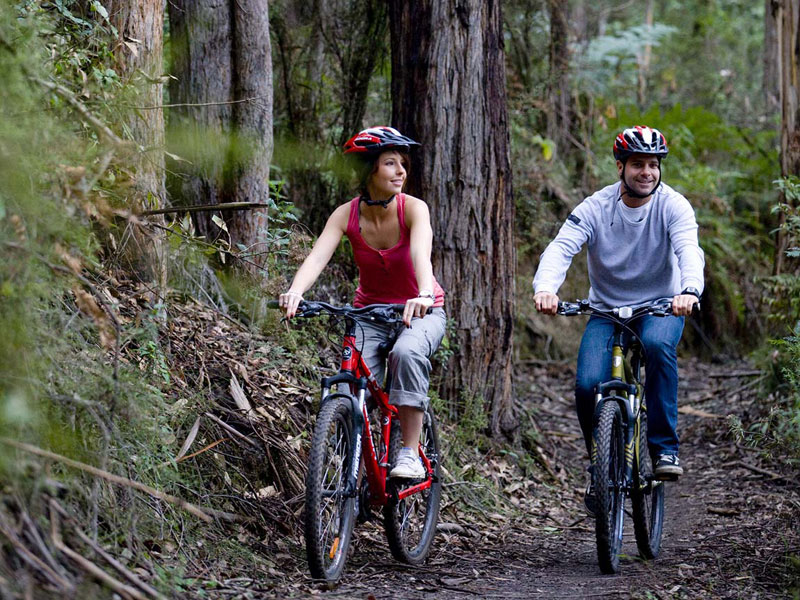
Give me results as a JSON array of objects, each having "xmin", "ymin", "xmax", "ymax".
[{"xmin": 567, "ymin": 214, "xmax": 581, "ymax": 225}]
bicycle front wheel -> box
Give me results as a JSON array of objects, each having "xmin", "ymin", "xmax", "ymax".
[
  {"xmin": 631, "ymin": 408, "xmax": 665, "ymax": 559},
  {"xmin": 593, "ymin": 400, "xmax": 626, "ymax": 574},
  {"xmin": 383, "ymin": 404, "xmax": 442, "ymax": 564},
  {"xmin": 304, "ymin": 396, "xmax": 357, "ymax": 581}
]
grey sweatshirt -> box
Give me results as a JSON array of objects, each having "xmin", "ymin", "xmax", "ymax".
[{"xmin": 533, "ymin": 181, "xmax": 705, "ymax": 309}]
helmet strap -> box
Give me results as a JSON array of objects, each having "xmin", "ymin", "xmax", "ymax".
[{"xmin": 359, "ymin": 193, "xmax": 395, "ymax": 209}]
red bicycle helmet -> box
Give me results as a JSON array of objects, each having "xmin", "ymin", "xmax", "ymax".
[
  {"xmin": 612, "ymin": 126, "xmax": 668, "ymax": 161},
  {"xmin": 343, "ymin": 126, "xmax": 420, "ymax": 156}
]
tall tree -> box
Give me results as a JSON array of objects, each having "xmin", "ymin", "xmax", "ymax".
[
  {"xmin": 765, "ymin": 0, "xmax": 781, "ymax": 115},
  {"xmin": 228, "ymin": 0, "xmax": 273, "ymax": 261},
  {"xmin": 775, "ymin": 0, "xmax": 800, "ymax": 275},
  {"xmin": 168, "ymin": 0, "xmax": 273, "ymax": 267},
  {"xmin": 389, "ymin": 1, "xmax": 516, "ymax": 437},
  {"xmin": 547, "ymin": 0, "xmax": 571, "ymax": 154},
  {"xmin": 108, "ymin": 0, "xmax": 167, "ymax": 287},
  {"xmin": 636, "ymin": 0, "xmax": 655, "ymax": 109}
]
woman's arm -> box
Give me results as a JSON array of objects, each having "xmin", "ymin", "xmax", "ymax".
[
  {"xmin": 403, "ymin": 196, "xmax": 436, "ymax": 325},
  {"xmin": 279, "ymin": 203, "xmax": 349, "ymax": 317}
]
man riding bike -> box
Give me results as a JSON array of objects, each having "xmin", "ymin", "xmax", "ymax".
[{"xmin": 532, "ymin": 126, "xmax": 704, "ymax": 513}]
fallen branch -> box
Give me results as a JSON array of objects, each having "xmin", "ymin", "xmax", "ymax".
[
  {"xmin": 138, "ymin": 202, "xmax": 270, "ymax": 217},
  {"xmin": 733, "ymin": 460, "xmax": 793, "ymax": 483},
  {"xmin": 709, "ymin": 370, "xmax": 763, "ymax": 378},
  {"xmin": 0, "ymin": 516, "xmax": 74, "ymax": 592},
  {"xmin": 50, "ymin": 500, "xmax": 167, "ymax": 600},
  {"xmin": 204, "ymin": 412, "xmax": 261, "ymax": 449},
  {"xmin": 707, "ymin": 506, "xmax": 741, "ymax": 517},
  {"xmin": 0, "ymin": 437, "xmax": 213, "ymax": 523},
  {"xmin": 57, "ymin": 542, "xmax": 146, "ymax": 600}
]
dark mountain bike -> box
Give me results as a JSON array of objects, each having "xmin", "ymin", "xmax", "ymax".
[
  {"xmin": 558, "ymin": 298, "xmax": 682, "ymax": 574},
  {"xmin": 275, "ymin": 300, "xmax": 441, "ymax": 582}
]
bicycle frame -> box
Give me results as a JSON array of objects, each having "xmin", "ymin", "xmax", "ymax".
[
  {"xmin": 560, "ymin": 299, "xmax": 673, "ymax": 494},
  {"xmin": 319, "ymin": 314, "xmax": 434, "ymax": 507},
  {"xmin": 592, "ymin": 329, "xmax": 646, "ymax": 496}
]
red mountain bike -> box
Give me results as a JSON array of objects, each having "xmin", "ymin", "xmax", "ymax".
[{"xmin": 282, "ymin": 300, "xmax": 441, "ymax": 582}]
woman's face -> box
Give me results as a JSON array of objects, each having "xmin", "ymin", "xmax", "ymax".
[{"xmin": 367, "ymin": 151, "xmax": 407, "ymax": 199}]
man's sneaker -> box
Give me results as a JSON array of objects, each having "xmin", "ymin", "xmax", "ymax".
[
  {"xmin": 654, "ymin": 454, "xmax": 683, "ymax": 479},
  {"xmin": 583, "ymin": 466, "xmax": 598, "ymax": 517},
  {"xmin": 389, "ymin": 447, "xmax": 425, "ymax": 479}
]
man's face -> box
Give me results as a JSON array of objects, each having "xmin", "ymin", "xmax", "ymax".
[{"xmin": 617, "ymin": 153, "xmax": 660, "ymax": 197}]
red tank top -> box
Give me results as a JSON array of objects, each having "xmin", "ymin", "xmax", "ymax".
[{"xmin": 346, "ymin": 194, "xmax": 445, "ymax": 308}]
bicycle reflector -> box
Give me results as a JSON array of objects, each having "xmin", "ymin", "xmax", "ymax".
[{"xmin": 618, "ymin": 306, "xmax": 633, "ymax": 319}]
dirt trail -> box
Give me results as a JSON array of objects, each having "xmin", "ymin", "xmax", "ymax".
[{"xmin": 268, "ymin": 358, "xmax": 798, "ymax": 599}]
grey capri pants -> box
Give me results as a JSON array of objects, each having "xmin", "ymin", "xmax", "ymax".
[{"xmin": 354, "ymin": 307, "xmax": 446, "ymax": 411}]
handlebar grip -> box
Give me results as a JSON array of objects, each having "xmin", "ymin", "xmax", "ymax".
[{"xmin": 267, "ymin": 300, "xmax": 280, "ymax": 309}]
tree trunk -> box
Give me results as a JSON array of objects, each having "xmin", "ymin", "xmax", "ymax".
[
  {"xmin": 168, "ymin": 0, "xmax": 233, "ymax": 241},
  {"xmin": 168, "ymin": 0, "xmax": 273, "ymax": 270},
  {"xmin": 775, "ymin": 0, "xmax": 800, "ymax": 275},
  {"xmin": 228, "ymin": 0, "xmax": 273, "ymax": 267},
  {"xmin": 547, "ymin": 0, "xmax": 571, "ymax": 156},
  {"xmin": 389, "ymin": 0, "xmax": 516, "ymax": 438},
  {"xmin": 108, "ymin": 0, "xmax": 167, "ymax": 289},
  {"xmin": 637, "ymin": 0, "xmax": 654, "ymax": 110},
  {"xmin": 765, "ymin": 0, "xmax": 781, "ymax": 115}
]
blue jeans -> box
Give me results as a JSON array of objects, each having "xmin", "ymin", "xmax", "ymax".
[{"xmin": 575, "ymin": 314, "xmax": 685, "ymax": 459}]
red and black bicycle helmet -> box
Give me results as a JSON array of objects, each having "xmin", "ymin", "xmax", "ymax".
[
  {"xmin": 612, "ymin": 126, "xmax": 668, "ymax": 162},
  {"xmin": 343, "ymin": 126, "xmax": 420, "ymax": 156}
]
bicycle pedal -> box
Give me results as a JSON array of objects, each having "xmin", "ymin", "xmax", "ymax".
[{"xmin": 653, "ymin": 473, "xmax": 678, "ymax": 482}]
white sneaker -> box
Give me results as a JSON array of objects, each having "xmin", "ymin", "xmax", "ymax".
[{"xmin": 390, "ymin": 447, "xmax": 425, "ymax": 479}]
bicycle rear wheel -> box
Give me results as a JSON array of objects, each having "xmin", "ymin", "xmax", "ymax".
[
  {"xmin": 631, "ymin": 408, "xmax": 665, "ymax": 559},
  {"xmin": 593, "ymin": 400, "xmax": 626, "ymax": 574},
  {"xmin": 383, "ymin": 404, "xmax": 442, "ymax": 564},
  {"xmin": 304, "ymin": 396, "xmax": 357, "ymax": 581}
]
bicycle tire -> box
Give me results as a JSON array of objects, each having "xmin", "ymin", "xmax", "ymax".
[
  {"xmin": 631, "ymin": 408, "xmax": 665, "ymax": 559},
  {"xmin": 304, "ymin": 396, "xmax": 357, "ymax": 581},
  {"xmin": 383, "ymin": 404, "xmax": 442, "ymax": 564},
  {"xmin": 593, "ymin": 400, "xmax": 626, "ymax": 574}
]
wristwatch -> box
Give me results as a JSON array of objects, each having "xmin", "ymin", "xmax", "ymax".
[
  {"xmin": 681, "ymin": 287, "xmax": 701, "ymax": 299},
  {"xmin": 417, "ymin": 289, "xmax": 435, "ymax": 300}
]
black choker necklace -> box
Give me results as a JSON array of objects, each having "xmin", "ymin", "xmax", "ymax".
[{"xmin": 360, "ymin": 194, "xmax": 395, "ymax": 209}]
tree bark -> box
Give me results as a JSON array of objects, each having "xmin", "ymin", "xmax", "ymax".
[
  {"xmin": 389, "ymin": 0, "xmax": 516, "ymax": 437},
  {"xmin": 765, "ymin": 0, "xmax": 781, "ymax": 115},
  {"xmin": 775, "ymin": 0, "xmax": 800, "ymax": 275},
  {"xmin": 108, "ymin": 0, "xmax": 167, "ymax": 289},
  {"xmin": 168, "ymin": 0, "xmax": 273, "ymax": 270},
  {"xmin": 547, "ymin": 0, "xmax": 571, "ymax": 155},
  {"xmin": 637, "ymin": 0, "xmax": 654, "ymax": 110},
  {"xmin": 228, "ymin": 0, "xmax": 273, "ymax": 268},
  {"xmin": 168, "ymin": 0, "xmax": 233, "ymax": 240}
]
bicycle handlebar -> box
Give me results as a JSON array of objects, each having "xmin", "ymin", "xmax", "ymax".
[
  {"xmin": 268, "ymin": 299, "xmax": 414, "ymax": 324},
  {"xmin": 557, "ymin": 298, "xmax": 679, "ymax": 320}
]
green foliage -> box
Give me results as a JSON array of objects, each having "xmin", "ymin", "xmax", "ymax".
[
  {"xmin": 744, "ymin": 177, "xmax": 800, "ymax": 461},
  {"xmin": 576, "ymin": 23, "xmax": 677, "ymax": 94}
]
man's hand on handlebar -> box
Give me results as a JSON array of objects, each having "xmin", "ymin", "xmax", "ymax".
[
  {"xmin": 534, "ymin": 291, "xmax": 560, "ymax": 316},
  {"xmin": 403, "ymin": 296, "xmax": 434, "ymax": 327},
  {"xmin": 278, "ymin": 290, "xmax": 304, "ymax": 319},
  {"xmin": 671, "ymin": 294, "xmax": 698, "ymax": 317}
]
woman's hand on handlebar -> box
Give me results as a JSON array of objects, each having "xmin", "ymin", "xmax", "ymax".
[
  {"xmin": 671, "ymin": 293, "xmax": 698, "ymax": 317},
  {"xmin": 278, "ymin": 290, "xmax": 304, "ymax": 318},
  {"xmin": 534, "ymin": 291, "xmax": 560, "ymax": 315},
  {"xmin": 403, "ymin": 295, "xmax": 434, "ymax": 327}
]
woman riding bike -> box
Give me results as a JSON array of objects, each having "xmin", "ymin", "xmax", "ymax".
[{"xmin": 279, "ymin": 126, "xmax": 446, "ymax": 479}]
